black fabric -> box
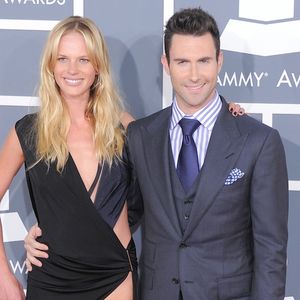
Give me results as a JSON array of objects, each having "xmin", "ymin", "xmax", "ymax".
[
  {"xmin": 15, "ymin": 114, "xmax": 137, "ymax": 299},
  {"xmin": 88, "ymin": 163, "xmax": 101, "ymax": 196}
]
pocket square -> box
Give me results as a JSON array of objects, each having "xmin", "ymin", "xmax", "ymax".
[{"xmin": 225, "ymin": 168, "xmax": 245, "ymax": 185}]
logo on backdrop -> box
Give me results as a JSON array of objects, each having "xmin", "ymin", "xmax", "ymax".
[
  {"xmin": 221, "ymin": 0, "xmax": 300, "ymax": 56},
  {"xmin": 2, "ymin": 0, "xmax": 65, "ymax": 5},
  {"xmin": 0, "ymin": 0, "xmax": 83, "ymax": 30},
  {"xmin": 0, "ymin": 191, "xmax": 27, "ymax": 243},
  {"xmin": 217, "ymin": 70, "xmax": 300, "ymax": 88}
]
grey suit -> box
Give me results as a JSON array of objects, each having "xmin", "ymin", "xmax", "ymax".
[{"xmin": 127, "ymin": 97, "xmax": 288, "ymax": 300}]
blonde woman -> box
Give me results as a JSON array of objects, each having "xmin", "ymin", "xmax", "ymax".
[{"xmin": 0, "ymin": 16, "xmax": 137, "ymax": 300}]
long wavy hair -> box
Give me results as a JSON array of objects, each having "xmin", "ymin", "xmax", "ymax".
[{"xmin": 36, "ymin": 16, "xmax": 124, "ymax": 172}]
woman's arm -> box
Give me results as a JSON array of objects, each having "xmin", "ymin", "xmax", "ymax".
[
  {"xmin": 120, "ymin": 111, "xmax": 135, "ymax": 129},
  {"xmin": 0, "ymin": 128, "xmax": 25, "ymax": 300},
  {"xmin": 120, "ymin": 104, "xmax": 244, "ymax": 129}
]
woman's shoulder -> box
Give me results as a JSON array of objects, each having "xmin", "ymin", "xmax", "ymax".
[
  {"xmin": 15, "ymin": 113, "xmax": 38, "ymax": 152},
  {"xmin": 15, "ymin": 113, "xmax": 37, "ymax": 131}
]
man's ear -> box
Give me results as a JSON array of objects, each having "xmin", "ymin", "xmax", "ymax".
[
  {"xmin": 217, "ymin": 50, "xmax": 223, "ymax": 74},
  {"xmin": 161, "ymin": 54, "xmax": 170, "ymax": 75}
]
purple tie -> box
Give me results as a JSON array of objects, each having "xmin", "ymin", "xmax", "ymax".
[{"xmin": 177, "ymin": 118, "xmax": 201, "ymax": 192}]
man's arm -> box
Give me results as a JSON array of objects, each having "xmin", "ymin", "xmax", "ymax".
[
  {"xmin": 24, "ymin": 224, "xmax": 49, "ymax": 270},
  {"xmin": 125, "ymin": 124, "xmax": 144, "ymax": 229},
  {"xmin": 250, "ymin": 129, "xmax": 288, "ymax": 299}
]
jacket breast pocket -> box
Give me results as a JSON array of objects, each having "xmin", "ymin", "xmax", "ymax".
[{"xmin": 217, "ymin": 272, "xmax": 252, "ymax": 300}]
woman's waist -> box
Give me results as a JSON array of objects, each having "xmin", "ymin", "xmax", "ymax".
[
  {"xmin": 31, "ymin": 237, "xmax": 137, "ymax": 274},
  {"xmin": 28, "ymin": 242, "xmax": 136, "ymax": 292}
]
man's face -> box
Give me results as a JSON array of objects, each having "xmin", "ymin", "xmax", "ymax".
[{"xmin": 162, "ymin": 33, "xmax": 223, "ymax": 115}]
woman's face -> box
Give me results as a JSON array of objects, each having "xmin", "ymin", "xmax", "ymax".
[{"xmin": 53, "ymin": 31, "xmax": 97, "ymax": 103}]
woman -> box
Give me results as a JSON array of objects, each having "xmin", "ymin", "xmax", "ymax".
[{"xmin": 0, "ymin": 16, "xmax": 137, "ymax": 300}]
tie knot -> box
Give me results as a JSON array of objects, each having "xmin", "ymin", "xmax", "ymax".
[{"xmin": 179, "ymin": 118, "xmax": 201, "ymax": 136}]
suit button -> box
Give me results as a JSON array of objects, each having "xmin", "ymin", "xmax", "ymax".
[
  {"xmin": 179, "ymin": 242, "xmax": 187, "ymax": 248},
  {"xmin": 184, "ymin": 200, "xmax": 193, "ymax": 204},
  {"xmin": 184, "ymin": 214, "xmax": 189, "ymax": 220},
  {"xmin": 172, "ymin": 278, "xmax": 179, "ymax": 284}
]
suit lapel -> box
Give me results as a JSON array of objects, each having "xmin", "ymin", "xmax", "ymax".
[
  {"xmin": 143, "ymin": 107, "xmax": 182, "ymax": 236},
  {"xmin": 183, "ymin": 99, "xmax": 248, "ymax": 239}
]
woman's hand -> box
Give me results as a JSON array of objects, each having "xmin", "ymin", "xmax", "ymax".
[
  {"xmin": 24, "ymin": 224, "xmax": 49, "ymax": 271},
  {"xmin": 228, "ymin": 102, "xmax": 245, "ymax": 116}
]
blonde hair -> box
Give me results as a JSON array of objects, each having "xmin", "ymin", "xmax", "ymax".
[{"xmin": 36, "ymin": 16, "xmax": 124, "ymax": 171}]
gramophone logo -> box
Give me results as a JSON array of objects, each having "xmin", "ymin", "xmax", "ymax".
[
  {"xmin": 221, "ymin": 0, "xmax": 300, "ymax": 56},
  {"xmin": 0, "ymin": 191, "xmax": 27, "ymax": 243}
]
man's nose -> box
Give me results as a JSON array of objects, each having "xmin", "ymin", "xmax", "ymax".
[{"xmin": 189, "ymin": 64, "xmax": 200, "ymax": 82}]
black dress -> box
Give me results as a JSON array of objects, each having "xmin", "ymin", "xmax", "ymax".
[{"xmin": 15, "ymin": 114, "xmax": 137, "ymax": 300}]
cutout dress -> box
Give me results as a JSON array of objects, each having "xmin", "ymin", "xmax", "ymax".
[{"xmin": 15, "ymin": 114, "xmax": 137, "ymax": 300}]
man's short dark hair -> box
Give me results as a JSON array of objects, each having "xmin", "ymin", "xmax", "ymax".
[{"xmin": 164, "ymin": 7, "xmax": 220, "ymax": 63}]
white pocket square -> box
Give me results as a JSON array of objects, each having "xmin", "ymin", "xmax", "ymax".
[{"xmin": 225, "ymin": 168, "xmax": 245, "ymax": 185}]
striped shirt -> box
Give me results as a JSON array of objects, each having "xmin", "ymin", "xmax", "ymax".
[{"xmin": 169, "ymin": 91, "xmax": 222, "ymax": 170}]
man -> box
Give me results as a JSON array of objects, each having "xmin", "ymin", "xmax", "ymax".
[
  {"xmin": 126, "ymin": 7, "xmax": 288, "ymax": 300},
  {"xmin": 25, "ymin": 7, "xmax": 288, "ymax": 300}
]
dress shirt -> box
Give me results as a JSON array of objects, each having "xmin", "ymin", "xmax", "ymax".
[{"xmin": 169, "ymin": 91, "xmax": 222, "ymax": 170}]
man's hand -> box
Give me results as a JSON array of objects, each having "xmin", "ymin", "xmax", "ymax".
[{"xmin": 24, "ymin": 224, "xmax": 48, "ymax": 271}]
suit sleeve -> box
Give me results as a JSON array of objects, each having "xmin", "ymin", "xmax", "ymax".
[
  {"xmin": 250, "ymin": 128, "xmax": 288, "ymax": 299},
  {"xmin": 125, "ymin": 124, "xmax": 144, "ymax": 229}
]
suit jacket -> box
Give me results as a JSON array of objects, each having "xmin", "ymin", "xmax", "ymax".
[{"xmin": 127, "ymin": 97, "xmax": 288, "ymax": 300}]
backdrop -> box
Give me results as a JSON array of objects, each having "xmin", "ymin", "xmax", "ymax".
[{"xmin": 0, "ymin": 1, "xmax": 299, "ymax": 299}]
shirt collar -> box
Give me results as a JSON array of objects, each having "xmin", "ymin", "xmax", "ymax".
[{"xmin": 170, "ymin": 90, "xmax": 222, "ymax": 131}]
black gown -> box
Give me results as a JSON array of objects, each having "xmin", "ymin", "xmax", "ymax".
[{"xmin": 15, "ymin": 114, "xmax": 137, "ymax": 300}]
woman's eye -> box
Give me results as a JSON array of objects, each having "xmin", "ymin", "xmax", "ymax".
[
  {"xmin": 57, "ymin": 57, "xmax": 67, "ymax": 63},
  {"xmin": 80, "ymin": 58, "xmax": 89, "ymax": 64}
]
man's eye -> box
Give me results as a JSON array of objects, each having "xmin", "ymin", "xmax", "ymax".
[{"xmin": 200, "ymin": 58, "xmax": 209, "ymax": 63}]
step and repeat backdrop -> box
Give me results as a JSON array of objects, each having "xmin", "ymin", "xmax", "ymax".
[{"xmin": 0, "ymin": 0, "xmax": 299, "ymax": 298}]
